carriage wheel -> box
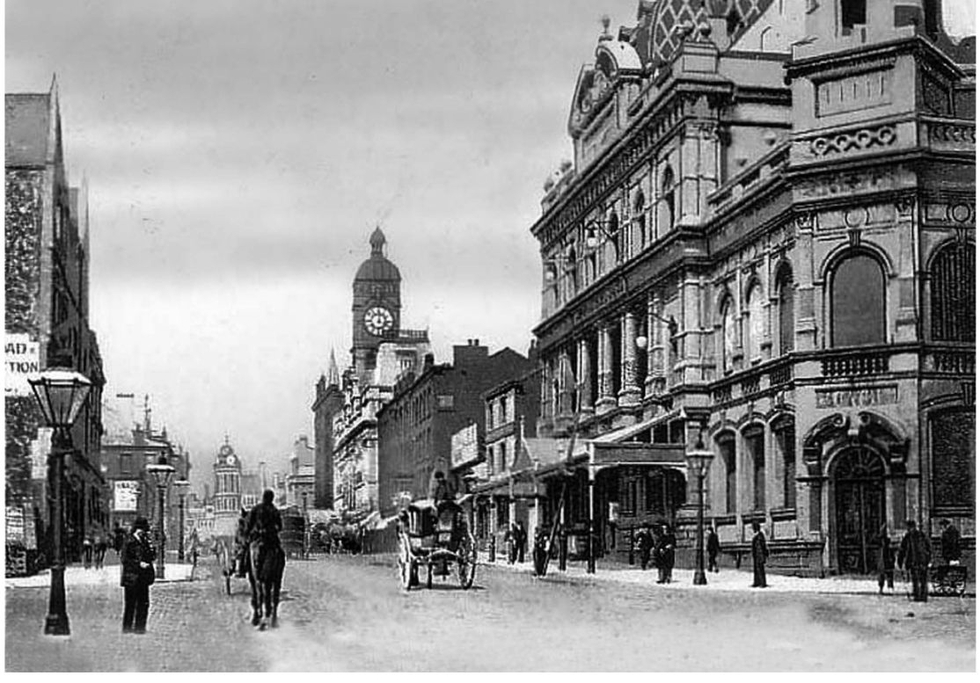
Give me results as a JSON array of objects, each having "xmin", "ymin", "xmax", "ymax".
[{"xmin": 457, "ymin": 535, "xmax": 477, "ymax": 590}]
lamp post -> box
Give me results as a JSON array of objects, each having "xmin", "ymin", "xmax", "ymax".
[
  {"xmin": 685, "ymin": 434, "xmax": 715, "ymax": 586},
  {"xmin": 146, "ymin": 457, "xmax": 175, "ymax": 579},
  {"xmin": 28, "ymin": 367, "xmax": 92, "ymax": 636},
  {"xmin": 174, "ymin": 480, "xmax": 189, "ymax": 562}
]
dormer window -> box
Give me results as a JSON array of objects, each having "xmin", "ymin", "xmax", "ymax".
[{"xmin": 841, "ymin": 0, "xmax": 866, "ymax": 34}]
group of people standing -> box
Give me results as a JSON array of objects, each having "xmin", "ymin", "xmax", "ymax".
[
  {"xmin": 634, "ymin": 523, "xmax": 678, "ymax": 584},
  {"xmin": 80, "ymin": 533, "xmax": 109, "ymax": 570},
  {"xmin": 877, "ymin": 518, "xmax": 962, "ymax": 602},
  {"xmin": 504, "ymin": 521, "xmax": 528, "ymax": 564}
]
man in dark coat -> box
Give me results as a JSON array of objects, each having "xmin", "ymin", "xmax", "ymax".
[
  {"xmin": 876, "ymin": 524, "xmax": 895, "ymax": 594},
  {"xmin": 518, "ymin": 521, "xmax": 529, "ymax": 563},
  {"xmin": 898, "ymin": 519, "xmax": 931, "ymax": 601},
  {"xmin": 120, "ymin": 517, "xmax": 155, "ymax": 634},
  {"xmin": 247, "ymin": 490, "xmax": 283, "ymax": 547},
  {"xmin": 635, "ymin": 526, "xmax": 654, "ymax": 571},
  {"xmin": 750, "ymin": 520, "xmax": 768, "ymax": 588},
  {"xmin": 706, "ymin": 527, "xmax": 720, "ymax": 573},
  {"xmin": 656, "ymin": 524, "xmax": 676, "ymax": 584}
]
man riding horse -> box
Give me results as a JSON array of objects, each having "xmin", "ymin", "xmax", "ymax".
[{"xmin": 245, "ymin": 489, "xmax": 285, "ymax": 629}]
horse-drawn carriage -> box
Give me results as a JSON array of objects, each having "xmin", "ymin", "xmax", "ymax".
[{"xmin": 396, "ymin": 499, "xmax": 477, "ymax": 590}]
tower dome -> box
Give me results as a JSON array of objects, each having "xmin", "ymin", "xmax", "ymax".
[{"xmin": 355, "ymin": 227, "xmax": 401, "ymax": 281}]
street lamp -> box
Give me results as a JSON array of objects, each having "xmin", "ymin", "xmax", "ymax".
[
  {"xmin": 174, "ymin": 480, "xmax": 190, "ymax": 562},
  {"xmin": 685, "ymin": 433, "xmax": 715, "ymax": 586},
  {"xmin": 146, "ymin": 456, "xmax": 175, "ymax": 579},
  {"xmin": 28, "ymin": 367, "xmax": 92, "ymax": 636}
]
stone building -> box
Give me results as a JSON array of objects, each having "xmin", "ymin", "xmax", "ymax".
[
  {"xmin": 100, "ymin": 395, "xmax": 190, "ymax": 550},
  {"xmin": 376, "ymin": 341, "xmax": 533, "ymax": 516},
  {"xmin": 312, "ymin": 228, "xmax": 430, "ymax": 518},
  {"xmin": 5, "ymin": 80, "xmax": 107, "ymax": 567},
  {"xmin": 531, "ymin": 0, "xmax": 974, "ymax": 575},
  {"xmin": 211, "ymin": 437, "xmax": 244, "ymax": 537}
]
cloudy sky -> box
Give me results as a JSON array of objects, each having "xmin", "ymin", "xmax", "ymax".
[{"xmin": 6, "ymin": 0, "xmax": 975, "ymax": 492}]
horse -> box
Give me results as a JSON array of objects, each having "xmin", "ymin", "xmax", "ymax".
[{"xmin": 248, "ymin": 537, "xmax": 285, "ymax": 630}]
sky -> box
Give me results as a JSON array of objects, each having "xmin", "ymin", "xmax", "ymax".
[{"xmin": 5, "ymin": 0, "xmax": 976, "ymax": 494}]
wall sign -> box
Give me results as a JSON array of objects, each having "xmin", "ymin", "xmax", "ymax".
[{"xmin": 815, "ymin": 385, "xmax": 898, "ymax": 409}]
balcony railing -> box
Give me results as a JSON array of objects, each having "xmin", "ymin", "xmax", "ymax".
[
  {"xmin": 821, "ymin": 350, "xmax": 890, "ymax": 378},
  {"xmin": 929, "ymin": 349, "xmax": 975, "ymax": 375}
]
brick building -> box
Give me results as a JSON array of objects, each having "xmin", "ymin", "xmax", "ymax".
[
  {"xmin": 530, "ymin": 0, "xmax": 974, "ymax": 575},
  {"xmin": 377, "ymin": 340, "xmax": 533, "ymax": 516},
  {"xmin": 5, "ymin": 80, "xmax": 107, "ymax": 568}
]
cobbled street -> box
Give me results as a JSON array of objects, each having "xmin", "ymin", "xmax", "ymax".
[{"xmin": 6, "ymin": 555, "xmax": 975, "ymax": 671}]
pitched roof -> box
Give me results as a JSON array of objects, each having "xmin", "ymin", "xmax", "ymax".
[{"xmin": 5, "ymin": 93, "xmax": 51, "ymax": 167}]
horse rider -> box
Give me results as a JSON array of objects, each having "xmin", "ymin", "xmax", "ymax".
[{"xmin": 246, "ymin": 490, "xmax": 283, "ymax": 562}]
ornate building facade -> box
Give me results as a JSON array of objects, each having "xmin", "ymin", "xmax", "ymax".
[
  {"xmin": 211, "ymin": 437, "xmax": 243, "ymax": 536},
  {"xmin": 531, "ymin": 0, "xmax": 974, "ymax": 575},
  {"xmin": 312, "ymin": 228, "xmax": 430, "ymax": 518}
]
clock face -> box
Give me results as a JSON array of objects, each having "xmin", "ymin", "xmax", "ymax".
[
  {"xmin": 363, "ymin": 306, "xmax": 394, "ymax": 336},
  {"xmin": 226, "ymin": 455, "xmax": 236, "ymax": 466}
]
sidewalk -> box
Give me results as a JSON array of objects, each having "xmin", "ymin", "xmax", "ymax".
[
  {"xmin": 477, "ymin": 553, "xmax": 976, "ymax": 597},
  {"xmin": 6, "ymin": 562, "xmax": 196, "ymax": 589}
]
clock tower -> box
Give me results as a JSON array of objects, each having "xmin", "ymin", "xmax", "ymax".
[{"xmin": 352, "ymin": 227, "xmax": 402, "ymax": 384}]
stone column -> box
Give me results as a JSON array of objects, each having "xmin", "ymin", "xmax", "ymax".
[
  {"xmin": 596, "ymin": 323, "xmax": 616, "ymax": 414},
  {"xmin": 619, "ymin": 311, "xmax": 642, "ymax": 407},
  {"xmin": 578, "ymin": 337, "xmax": 594, "ymax": 416},
  {"xmin": 558, "ymin": 350, "xmax": 573, "ymax": 418},
  {"xmin": 647, "ymin": 294, "xmax": 666, "ymax": 396}
]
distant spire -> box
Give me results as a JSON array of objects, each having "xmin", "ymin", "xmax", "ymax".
[
  {"xmin": 327, "ymin": 349, "xmax": 340, "ymax": 386},
  {"xmin": 369, "ymin": 226, "xmax": 386, "ymax": 256},
  {"xmin": 224, "ymin": 433, "xmax": 230, "ymax": 446},
  {"xmin": 143, "ymin": 394, "xmax": 151, "ymax": 433}
]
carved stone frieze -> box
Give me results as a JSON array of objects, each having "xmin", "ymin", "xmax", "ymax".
[
  {"xmin": 794, "ymin": 165, "xmax": 914, "ymax": 201},
  {"xmin": 922, "ymin": 202, "xmax": 976, "ymax": 227},
  {"xmin": 808, "ymin": 124, "xmax": 897, "ymax": 157}
]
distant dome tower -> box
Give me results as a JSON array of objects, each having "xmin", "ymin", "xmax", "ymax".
[
  {"xmin": 212, "ymin": 436, "xmax": 242, "ymax": 517},
  {"xmin": 351, "ymin": 227, "xmax": 402, "ymax": 384}
]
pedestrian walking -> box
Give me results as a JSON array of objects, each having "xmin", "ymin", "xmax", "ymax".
[
  {"xmin": 94, "ymin": 533, "xmax": 108, "ymax": 570},
  {"xmin": 875, "ymin": 524, "xmax": 895, "ymax": 594},
  {"xmin": 532, "ymin": 526, "xmax": 549, "ymax": 576},
  {"xmin": 656, "ymin": 523, "xmax": 675, "ymax": 584},
  {"xmin": 897, "ymin": 519, "xmax": 931, "ymax": 602},
  {"xmin": 750, "ymin": 520, "xmax": 768, "ymax": 588},
  {"xmin": 82, "ymin": 535, "xmax": 93, "ymax": 569},
  {"xmin": 635, "ymin": 525, "xmax": 654, "ymax": 571},
  {"xmin": 120, "ymin": 517, "xmax": 155, "ymax": 634},
  {"xmin": 506, "ymin": 522, "xmax": 519, "ymax": 564},
  {"xmin": 706, "ymin": 526, "xmax": 720, "ymax": 573},
  {"xmin": 515, "ymin": 521, "xmax": 527, "ymax": 564}
]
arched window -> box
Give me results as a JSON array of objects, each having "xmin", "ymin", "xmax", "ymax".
[
  {"xmin": 744, "ymin": 425, "xmax": 765, "ymax": 511},
  {"xmin": 608, "ymin": 212, "xmax": 621, "ymax": 266},
  {"xmin": 662, "ymin": 166, "xmax": 676, "ymax": 232},
  {"xmin": 721, "ymin": 296, "xmax": 736, "ymax": 373},
  {"xmin": 772, "ymin": 417, "xmax": 796, "ymax": 509},
  {"xmin": 831, "ymin": 252, "xmax": 885, "ymax": 347},
  {"xmin": 634, "ymin": 192, "xmax": 647, "ymax": 250},
  {"xmin": 931, "ymin": 241, "xmax": 975, "ymax": 342},
  {"xmin": 717, "ymin": 432, "xmax": 737, "ymax": 514},
  {"xmin": 746, "ymin": 282, "xmax": 764, "ymax": 362},
  {"xmin": 776, "ymin": 265, "xmax": 795, "ymax": 355}
]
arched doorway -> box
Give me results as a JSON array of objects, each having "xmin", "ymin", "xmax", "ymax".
[{"xmin": 833, "ymin": 446, "xmax": 886, "ymax": 574}]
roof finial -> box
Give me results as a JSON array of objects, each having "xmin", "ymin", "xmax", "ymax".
[
  {"xmin": 600, "ymin": 14, "xmax": 612, "ymax": 41},
  {"xmin": 224, "ymin": 432, "xmax": 230, "ymax": 446},
  {"xmin": 370, "ymin": 225, "xmax": 386, "ymax": 256}
]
